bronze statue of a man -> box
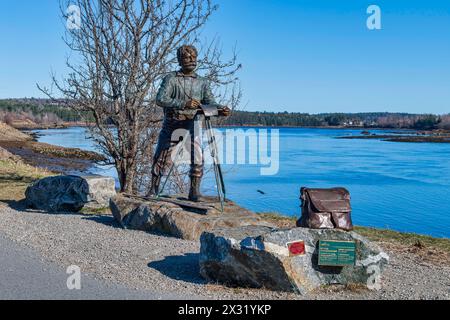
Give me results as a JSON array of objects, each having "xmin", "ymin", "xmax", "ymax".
[{"xmin": 148, "ymin": 45, "xmax": 231, "ymax": 201}]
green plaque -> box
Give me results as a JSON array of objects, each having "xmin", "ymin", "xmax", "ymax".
[{"xmin": 318, "ymin": 240, "xmax": 356, "ymax": 266}]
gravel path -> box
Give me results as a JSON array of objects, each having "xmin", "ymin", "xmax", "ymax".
[
  {"xmin": 0, "ymin": 202, "xmax": 449, "ymax": 300},
  {"xmin": 0, "ymin": 234, "xmax": 195, "ymax": 300}
]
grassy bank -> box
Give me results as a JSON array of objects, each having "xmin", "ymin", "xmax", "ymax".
[
  {"xmin": 0, "ymin": 159, "xmax": 53, "ymax": 202},
  {"xmin": 353, "ymin": 226, "xmax": 450, "ymax": 253}
]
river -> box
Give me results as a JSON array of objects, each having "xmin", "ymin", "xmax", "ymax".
[{"xmin": 33, "ymin": 126, "xmax": 450, "ymax": 238}]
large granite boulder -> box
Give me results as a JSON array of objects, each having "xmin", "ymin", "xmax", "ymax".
[
  {"xmin": 199, "ymin": 226, "xmax": 389, "ymax": 294},
  {"xmin": 26, "ymin": 175, "xmax": 116, "ymax": 212},
  {"xmin": 110, "ymin": 194, "xmax": 275, "ymax": 240}
]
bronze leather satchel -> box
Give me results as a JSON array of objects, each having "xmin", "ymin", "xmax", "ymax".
[{"xmin": 296, "ymin": 187, "xmax": 353, "ymax": 231}]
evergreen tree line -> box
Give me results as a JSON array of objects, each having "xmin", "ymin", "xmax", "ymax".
[
  {"xmin": 0, "ymin": 99, "xmax": 94, "ymax": 124},
  {"xmin": 222, "ymin": 111, "xmax": 449, "ymax": 130},
  {"xmin": 1, "ymin": 99, "xmax": 448, "ymax": 130}
]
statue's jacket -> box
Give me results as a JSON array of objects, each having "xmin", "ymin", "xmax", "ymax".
[{"xmin": 156, "ymin": 71, "xmax": 219, "ymax": 121}]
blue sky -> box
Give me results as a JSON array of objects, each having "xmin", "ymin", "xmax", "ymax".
[{"xmin": 1, "ymin": 0, "xmax": 449, "ymax": 114}]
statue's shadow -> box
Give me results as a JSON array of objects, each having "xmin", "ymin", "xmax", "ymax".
[{"xmin": 148, "ymin": 253, "xmax": 205, "ymax": 285}]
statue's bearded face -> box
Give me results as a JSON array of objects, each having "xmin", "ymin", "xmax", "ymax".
[{"xmin": 178, "ymin": 47, "xmax": 198, "ymax": 73}]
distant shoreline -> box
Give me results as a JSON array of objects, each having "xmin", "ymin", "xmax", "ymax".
[
  {"xmin": 338, "ymin": 134, "xmax": 450, "ymax": 143},
  {"xmin": 218, "ymin": 124, "xmax": 417, "ymax": 131},
  {"xmin": 13, "ymin": 121, "xmax": 419, "ymax": 131},
  {"xmin": 21, "ymin": 122, "xmax": 450, "ymax": 144},
  {"xmin": 0, "ymin": 122, "xmax": 103, "ymax": 174}
]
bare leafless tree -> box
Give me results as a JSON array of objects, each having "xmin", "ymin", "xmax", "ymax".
[{"xmin": 38, "ymin": 0, "xmax": 241, "ymax": 194}]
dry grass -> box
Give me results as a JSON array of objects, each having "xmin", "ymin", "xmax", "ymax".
[
  {"xmin": 355, "ymin": 226, "xmax": 450, "ymax": 265},
  {"xmin": 354, "ymin": 226, "xmax": 450, "ymax": 254},
  {"xmin": 79, "ymin": 206, "xmax": 112, "ymax": 215},
  {"xmin": 258, "ymin": 212, "xmax": 297, "ymax": 229},
  {"xmin": 0, "ymin": 159, "xmax": 54, "ymax": 203},
  {"xmin": 0, "ymin": 121, "xmax": 32, "ymax": 142}
]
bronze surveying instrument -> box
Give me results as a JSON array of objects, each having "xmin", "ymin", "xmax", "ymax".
[{"xmin": 156, "ymin": 104, "xmax": 226, "ymax": 212}]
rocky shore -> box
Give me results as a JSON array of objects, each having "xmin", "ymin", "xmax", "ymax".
[
  {"xmin": 0, "ymin": 122, "xmax": 103, "ymax": 173},
  {"xmin": 338, "ymin": 130, "xmax": 450, "ymax": 143}
]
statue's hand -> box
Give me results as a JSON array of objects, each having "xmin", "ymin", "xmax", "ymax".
[
  {"xmin": 185, "ymin": 99, "xmax": 201, "ymax": 109},
  {"xmin": 219, "ymin": 106, "xmax": 232, "ymax": 117}
]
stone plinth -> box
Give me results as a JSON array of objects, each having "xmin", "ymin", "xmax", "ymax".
[
  {"xmin": 109, "ymin": 194, "xmax": 275, "ymax": 241},
  {"xmin": 199, "ymin": 226, "xmax": 389, "ymax": 293}
]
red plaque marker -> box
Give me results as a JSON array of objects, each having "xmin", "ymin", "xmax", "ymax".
[{"xmin": 287, "ymin": 240, "xmax": 306, "ymax": 256}]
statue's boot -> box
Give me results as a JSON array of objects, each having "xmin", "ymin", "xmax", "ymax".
[
  {"xmin": 146, "ymin": 174, "xmax": 161, "ymax": 197},
  {"xmin": 188, "ymin": 176, "xmax": 203, "ymax": 202}
]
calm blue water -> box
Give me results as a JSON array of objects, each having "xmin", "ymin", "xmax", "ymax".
[{"xmin": 33, "ymin": 127, "xmax": 450, "ymax": 238}]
